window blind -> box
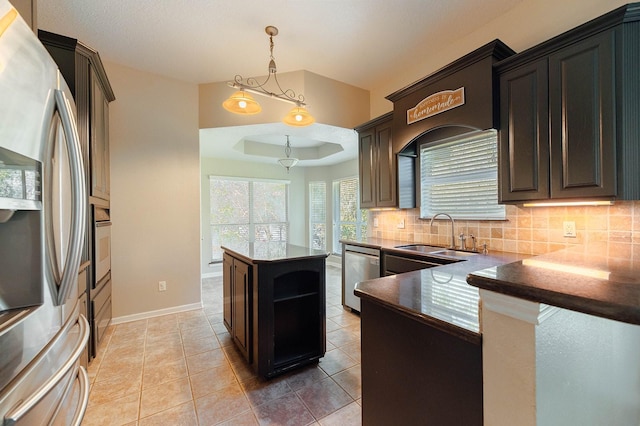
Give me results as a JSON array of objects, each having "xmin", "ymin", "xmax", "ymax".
[
  {"xmin": 420, "ymin": 129, "xmax": 505, "ymax": 220},
  {"xmin": 332, "ymin": 177, "xmax": 367, "ymax": 254},
  {"xmin": 309, "ymin": 181, "xmax": 326, "ymax": 250}
]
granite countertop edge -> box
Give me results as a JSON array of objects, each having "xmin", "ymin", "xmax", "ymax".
[
  {"xmin": 355, "ymin": 289, "xmax": 482, "ymax": 345},
  {"xmin": 222, "ymin": 244, "xmax": 330, "ymax": 264}
]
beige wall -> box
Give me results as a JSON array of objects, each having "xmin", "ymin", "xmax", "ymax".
[
  {"xmin": 105, "ymin": 61, "xmax": 201, "ymax": 320},
  {"xmin": 369, "ymin": 0, "xmax": 630, "ymax": 117},
  {"xmin": 9, "ymin": 0, "xmax": 36, "ymax": 31},
  {"xmin": 199, "ymin": 70, "xmax": 370, "ymax": 129}
]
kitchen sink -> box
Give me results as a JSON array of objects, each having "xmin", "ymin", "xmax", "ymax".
[
  {"xmin": 394, "ymin": 244, "xmax": 442, "ymax": 252},
  {"xmin": 394, "ymin": 245, "xmax": 478, "ymax": 257},
  {"xmin": 431, "ymin": 249, "xmax": 478, "ymax": 257}
]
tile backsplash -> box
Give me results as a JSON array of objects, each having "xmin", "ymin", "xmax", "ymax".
[{"xmin": 369, "ymin": 201, "xmax": 639, "ymax": 256}]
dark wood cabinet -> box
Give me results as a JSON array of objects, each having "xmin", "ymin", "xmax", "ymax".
[
  {"xmin": 222, "ymin": 253, "xmax": 252, "ymax": 362},
  {"xmin": 222, "ymin": 246, "xmax": 327, "ymax": 378},
  {"xmin": 360, "ymin": 299, "xmax": 482, "ymax": 425},
  {"xmin": 90, "ymin": 69, "xmax": 111, "ymax": 201},
  {"xmin": 222, "ymin": 253, "xmax": 233, "ymax": 331},
  {"xmin": 357, "ymin": 113, "xmax": 396, "ymax": 209},
  {"xmin": 498, "ymin": 4, "xmax": 640, "ymax": 203},
  {"xmin": 498, "ymin": 59, "xmax": 549, "ymax": 202},
  {"xmin": 548, "ymin": 32, "xmax": 616, "ymax": 199},
  {"xmin": 232, "ymin": 258, "xmax": 251, "ymax": 361}
]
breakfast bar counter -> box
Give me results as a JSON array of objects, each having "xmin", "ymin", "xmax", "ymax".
[{"xmin": 467, "ymin": 241, "xmax": 640, "ymax": 325}]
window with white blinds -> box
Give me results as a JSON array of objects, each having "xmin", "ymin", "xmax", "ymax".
[
  {"xmin": 333, "ymin": 177, "xmax": 368, "ymax": 254},
  {"xmin": 419, "ymin": 129, "xmax": 505, "ymax": 220},
  {"xmin": 209, "ymin": 176, "xmax": 289, "ymax": 261},
  {"xmin": 309, "ymin": 181, "xmax": 326, "ymax": 250}
]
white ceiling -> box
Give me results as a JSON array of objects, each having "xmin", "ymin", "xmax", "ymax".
[{"xmin": 37, "ymin": 0, "xmax": 525, "ymax": 166}]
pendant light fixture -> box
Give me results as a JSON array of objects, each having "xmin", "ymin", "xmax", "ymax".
[
  {"xmin": 222, "ymin": 26, "xmax": 315, "ymax": 127},
  {"xmin": 278, "ymin": 135, "xmax": 299, "ymax": 172}
]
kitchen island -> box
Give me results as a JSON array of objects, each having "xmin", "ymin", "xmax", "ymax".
[
  {"xmin": 221, "ymin": 243, "xmax": 329, "ymax": 379},
  {"xmin": 347, "ymin": 238, "xmax": 526, "ymax": 425}
]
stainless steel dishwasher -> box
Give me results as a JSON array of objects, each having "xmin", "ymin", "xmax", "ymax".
[{"xmin": 342, "ymin": 244, "xmax": 380, "ymax": 312}]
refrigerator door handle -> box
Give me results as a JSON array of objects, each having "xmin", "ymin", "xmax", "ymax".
[
  {"xmin": 50, "ymin": 88, "xmax": 86, "ymax": 306},
  {"xmin": 3, "ymin": 314, "xmax": 90, "ymax": 424},
  {"xmin": 68, "ymin": 366, "xmax": 90, "ymax": 426}
]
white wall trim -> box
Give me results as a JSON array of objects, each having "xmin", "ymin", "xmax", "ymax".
[
  {"xmin": 111, "ymin": 302, "xmax": 203, "ymax": 325},
  {"xmin": 480, "ymin": 289, "xmax": 560, "ymax": 325},
  {"xmin": 327, "ymin": 254, "xmax": 342, "ymax": 268},
  {"xmin": 202, "ymin": 271, "xmax": 222, "ymax": 279}
]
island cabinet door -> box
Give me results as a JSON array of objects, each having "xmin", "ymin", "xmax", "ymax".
[
  {"xmin": 233, "ymin": 259, "xmax": 252, "ymax": 362},
  {"xmin": 222, "ymin": 254, "xmax": 233, "ymax": 332}
]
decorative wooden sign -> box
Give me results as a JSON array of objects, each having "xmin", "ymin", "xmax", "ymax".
[{"xmin": 406, "ymin": 87, "xmax": 465, "ymax": 125}]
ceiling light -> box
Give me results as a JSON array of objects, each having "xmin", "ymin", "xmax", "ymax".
[
  {"xmin": 283, "ymin": 105, "xmax": 315, "ymax": 127},
  {"xmin": 221, "ymin": 91, "xmax": 261, "ymax": 115},
  {"xmin": 278, "ymin": 135, "xmax": 299, "ymax": 173},
  {"xmin": 222, "ymin": 26, "xmax": 315, "ymax": 127}
]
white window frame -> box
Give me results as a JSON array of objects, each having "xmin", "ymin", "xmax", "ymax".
[{"xmin": 209, "ymin": 176, "xmax": 290, "ymax": 262}]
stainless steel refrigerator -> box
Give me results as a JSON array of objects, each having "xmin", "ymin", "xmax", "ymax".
[{"xmin": 0, "ymin": 1, "xmax": 90, "ymax": 424}]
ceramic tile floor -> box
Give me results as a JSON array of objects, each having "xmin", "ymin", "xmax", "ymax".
[{"xmin": 82, "ymin": 265, "xmax": 363, "ymax": 425}]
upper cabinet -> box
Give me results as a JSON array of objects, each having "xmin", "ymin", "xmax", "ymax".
[
  {"xmin": 38, "ymin": 30, "xmax": 116, "ymax": 204},
  {"xmin": 497, "ymin": 3, "xmax": 640, "ymax": 203},
  {"xmin": 357, "ymin": 40, "xmax": 514, "ymax": 210},
  {"xmin": 90, "ymin": 69, "xmax": 111, "ymax": 201},
  {"xmin": 356, "ymin": 113, "xmax": 396, "ymax": 209}
]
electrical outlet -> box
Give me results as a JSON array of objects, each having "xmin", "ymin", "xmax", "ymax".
[
  {"xmin": 397, "ymin": 219, "xmax": 405, "ymax": 229},
  {"xmin": 158, "ymin": 280, "xmax": 167, "ymax": 292},
  {"xmin": 563, "ymin": 221, "xmax": 576, "ymax": 238},
  {"xmin": 373, "ymin": 218, "xmax": 379, "ymax": 227}
]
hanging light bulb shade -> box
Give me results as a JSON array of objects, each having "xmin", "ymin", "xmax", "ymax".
[
  {"xmin": 283, "ymin": 105, "xmax": 315, "ymax": 127},
  {"xmin": 278, "ymin": 135, "xmax": 299, "ymax": 172},
  {"xmin": 222, "ymin": 90, "xmax": 262, "ymax": 115}
]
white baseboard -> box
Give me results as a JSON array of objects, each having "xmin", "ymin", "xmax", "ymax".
[
  {"xmin": 201, "ymin": 271, "xmax": 222, "ymax": 279},
  {"xmin": 327, "ymin": 254, "xmax": 342, "ymax": 268},
  {"xmin": 110, "ymin": 302, "xmax": 203, "ymax": 325}
]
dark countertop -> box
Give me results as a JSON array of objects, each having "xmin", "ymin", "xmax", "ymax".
[
  {"xmin": 344, "ymin": 238, "xmax": 528, "ymax": 343},
  {"xmin": 222, "ymin": 243, "xmax": 329, "ymax": 264},
  {"xmin": 467, "ymin": 241, "xmax": 640, "ymax": 325}
]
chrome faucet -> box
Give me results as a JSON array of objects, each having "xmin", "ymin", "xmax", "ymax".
[{"xmin": 429, "ymin": 213, "xmax": 456, "ymax": 249}]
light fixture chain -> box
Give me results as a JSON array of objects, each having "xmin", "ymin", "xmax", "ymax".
[{"xmin": 285, "ymin": 135, "xmax": 292, "ymax": 158}]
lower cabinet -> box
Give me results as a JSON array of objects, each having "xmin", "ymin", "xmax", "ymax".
[
  {"xmin": 232, "ymin": 259, "xmax": 251, "ymax": 361},
  {"xmin": 223, "ymin": 250, "xmax": 326, "ymax": 378},
  {"xmin": 360, "ymin": 299, "xmax": 482, "ymax": 425},
  {"xmin": 91, "ymin": 274, "xmax": 111, "ymax": 355},
  {"xmin": 223, "ymin": 253, "xmax": 252, "ymax": 362},
  {"xmin": 222, "ymin": 254, "xmax": 233, "ymax": 332}
]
